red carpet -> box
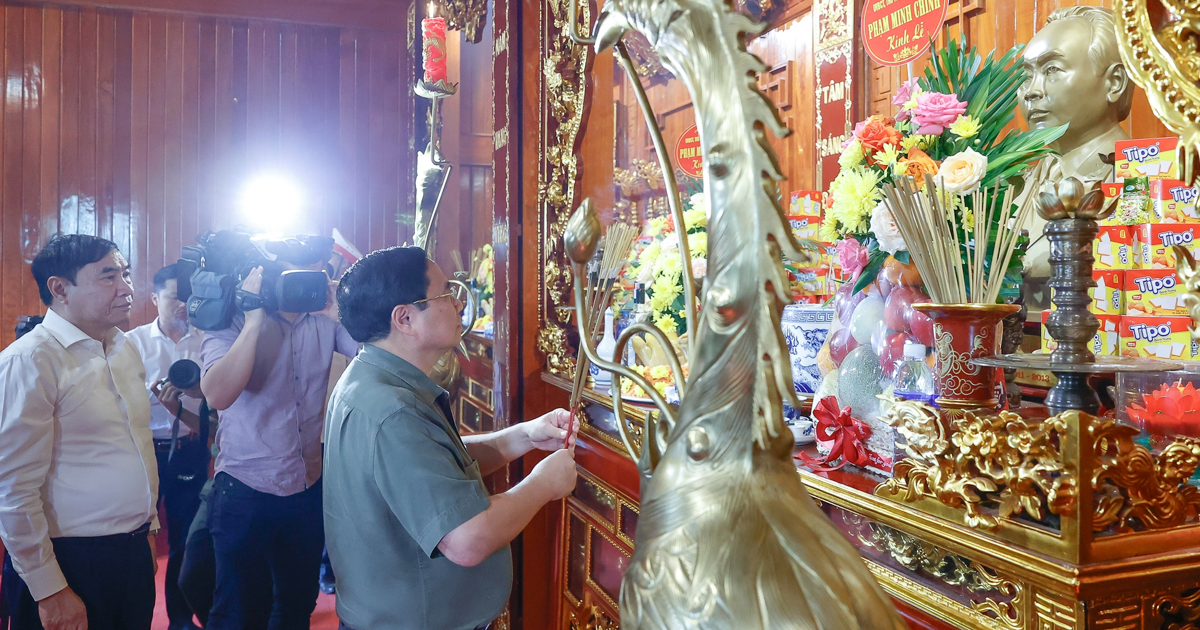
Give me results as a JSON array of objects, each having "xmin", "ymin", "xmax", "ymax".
[{"xmin": 150, "ymin": 535, "xmax": 339, "ymax": 630}]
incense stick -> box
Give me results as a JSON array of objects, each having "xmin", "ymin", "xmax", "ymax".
[{"xmin": 884, "ymin": 167, "xmax": 1047, "ymax": 306}]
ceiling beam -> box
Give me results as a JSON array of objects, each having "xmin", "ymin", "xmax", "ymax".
[{"xmin": 32, "ymin": 0, "xmax": 410, "ymax": 31}]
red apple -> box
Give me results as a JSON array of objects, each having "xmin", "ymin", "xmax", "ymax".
[
  {"xmin": 828, "ymin": 327, "xmax": 860, "ymax": 367},
  {"xmin": 884, "ymin": 287, "xmax": 918, "ymax": 332},
  {"xmin": 909, "ymin": 306, "xmax": 935, "ymax": 346}
]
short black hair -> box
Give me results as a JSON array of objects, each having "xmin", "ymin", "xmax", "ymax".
[
  {"xmin": 336, "ymin": 246, "xmax": 430, "ymax": 343},
  {"xmin": 153, "ymin": 264, "xmax": 181, "ymax": 294},
  {"xmin": 31, "ymin": 234, "xmax": 120, "ymax": 306}
]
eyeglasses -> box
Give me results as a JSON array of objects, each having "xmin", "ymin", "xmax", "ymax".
[{"xmin": 411, "ymin": 283, "xmax": 467, "ymax": 306}]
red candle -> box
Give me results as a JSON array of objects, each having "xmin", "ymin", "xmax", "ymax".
[{"xmin": 422, "ymin": 4, "xmax": 448, "ymax": 85}]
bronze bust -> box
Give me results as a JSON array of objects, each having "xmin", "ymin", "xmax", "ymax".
[{"xmin": 1022, "ymin": 6, "xmax": 1133, "ymax": 300}]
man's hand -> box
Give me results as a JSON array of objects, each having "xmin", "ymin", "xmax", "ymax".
[
  {"xmin": 527, "ymin": 449, "xmax": 577, "ymax": 501},
  {"xmin": 38, "ymin": 587, "xmax": 87, "ymax": 630},
  {"xmin": 241, "ymin": 267, "xmax": 265, "ymax": 325},
  {"xmin": 151, "ymin": 380, "xmax": 183, "ymax": 416},
  {"xmin": 524, "ymin": 409, "xmax": 578, "ymax": 452}
]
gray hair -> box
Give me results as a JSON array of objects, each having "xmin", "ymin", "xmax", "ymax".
[{"xmin": 1045, "ymin": 6, "xmax": 1132, "ymax": 118}]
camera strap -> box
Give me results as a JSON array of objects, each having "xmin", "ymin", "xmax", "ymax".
[{"xmin": 168, "ymin": 405, "xmax": 183, "ymax": 461}]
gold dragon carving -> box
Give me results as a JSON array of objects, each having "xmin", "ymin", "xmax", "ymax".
[
  {"xmin": 441, "ymin": 0, "xmax": 489, "ymax": 43},
  {"xmin": 1091, "ymin": 417, "xmax": 1200, "ymax": 532},
  {"xmin": 877, "ymin": 399, "xmax": 1077, "ymax": 531},
  {"xmin": 845, "ymin": 514, "xmax": 1024, "ymax": 629},
  {"xmin": 536, "ymin": 0, "xmax": 592, "ymax": 376},
  {"xmin": 1156, "ymin": 587, "xmax": 1200, "ymax": 630}
]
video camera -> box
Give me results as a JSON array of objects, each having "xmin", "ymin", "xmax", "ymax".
[{"xmin": 177, "ymin": 230, "xmax": 335, "ymax": 331}]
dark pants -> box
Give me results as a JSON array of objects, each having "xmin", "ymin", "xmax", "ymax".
[
  {"xmin": 207, "ymin": 473, "xmax": 323, "ymax": 630},
  {"xmin": 2, "ymin": 525, "xmax": 155, "ymax": 630},
  {"xmin": 179, "ymin": 479, "xmax": 216, "ymax": 627},
  {"xmin": 155, "ymin": 437, "xmax": 210, "ymax": 630}
]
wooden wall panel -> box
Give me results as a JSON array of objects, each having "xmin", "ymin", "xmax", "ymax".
[
  {"xmin": 0, "ymin": 0, "xmax": 416, "ymax": 347},
  {"xmin": 864, "ymin": 0, "xmax": 1171, "ymax": 142}
]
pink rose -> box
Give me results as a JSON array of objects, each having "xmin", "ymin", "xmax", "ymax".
[
  {"xmin": 835, "ymin": 238, "xmax": 869, "ymax": 280},
  {"xmin": 910, "ymin": 92, "xmax": 967, "ymax": 136},
  {"xmin": 892, "ymin": 78, "xmax": 920, "ymax": 121}
]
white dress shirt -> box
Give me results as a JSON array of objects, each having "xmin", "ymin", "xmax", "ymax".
[
  {"xmin": 0, "ymin": 309, "xmax": 159, "ymax": 600},
  {"xmin": 126, "ymin": 319, "xmax": 205, "ymax": 440}
]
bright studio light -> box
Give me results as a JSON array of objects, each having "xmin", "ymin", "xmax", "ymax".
[{"xmin": 239, "ymin": 173, "xmax": 304, "ymax": 231}]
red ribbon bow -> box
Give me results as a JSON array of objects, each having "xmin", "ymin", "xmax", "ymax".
[{"xmin": 798, "ymin": 397, "xmax": 873, "ymax": 472}]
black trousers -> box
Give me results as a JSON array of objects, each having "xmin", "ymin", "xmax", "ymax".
[
  {"xmin": 2, "ymin": 525, "xmax": 155, "ymax": 630},
  {"xmin": 178, "ymin": 479, "xmax": 216, "ymax": 627},
  {"xmin": 155, "ymin": 437, "xmax": 210, "ymax": 629},
  {"xmin": 206, "ymin": 473, "xmax": 323, "ymax": 630}
]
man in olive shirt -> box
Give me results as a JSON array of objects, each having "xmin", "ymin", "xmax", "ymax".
[{"xmin": 325, "ymin": 246, "xmax": 579, "ymax": 630}]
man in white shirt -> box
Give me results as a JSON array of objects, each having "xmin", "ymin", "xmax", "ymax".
[
  {"xmin": 127, "ymin": 264, "xmax": 211, "ymax": 630},
  {"xmin": 0, "ymin": 234, "xmax": 159, "ymax": 630}
]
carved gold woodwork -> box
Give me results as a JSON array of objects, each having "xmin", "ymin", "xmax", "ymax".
[
  {"xmin": 569, "ymin": 605, "xmax": 620, "ymax": 630},
  {"xmin": 441, "ymin": 0, "xmax": 489, "ymax": 43},
  {"xmin": 535, "ymin": 0, "xmax": 592, "ymax": 377},
  {"xmin": 1115, "ymin": 0, "xmax": 1200, "ymax": 183},
  {"xmin": 846, "ymin": 515, "xmax": 1024, "ymax": 628},
  {"xmin": 1091, "ymin": 417, "xmax": 1200, "ymax": 532},
  {"xmin": 878, "ymin": 400, "xmax": 1077, "ymax": 531}
]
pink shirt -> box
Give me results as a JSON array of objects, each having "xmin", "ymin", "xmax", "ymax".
[{"xmin": 201, "ymin": 312, "xmax": 357, "ymax": 496}]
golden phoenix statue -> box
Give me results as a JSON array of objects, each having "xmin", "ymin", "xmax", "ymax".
[{"xmin": 561, "ymin": 0, "xmax": 908, "ymax": 625}]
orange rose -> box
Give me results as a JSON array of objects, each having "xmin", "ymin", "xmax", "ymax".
[
  {"xmin": 854, "ymin": 115, "xmax": 904, "ymax": 155},
  {"xmin": 898, "ymin": 148, "xmax": 940, "ymax": 189}
]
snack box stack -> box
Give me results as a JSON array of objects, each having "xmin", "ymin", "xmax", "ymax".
[
  {"xmin": 786, "ymin": 191, "xmax": 834, "ymax": 303},
  {"xmin": 1098, "ymin": 137, "xmax": 1200, "ymax": 360}
]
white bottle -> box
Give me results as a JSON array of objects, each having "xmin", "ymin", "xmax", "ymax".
[
  {"xmin": 893, "ymin": 343, "xmax": 935, "ymax": 404},
  {"xmin": 594, "ymin": 307, "xmax": 618, "ymax": 389}
]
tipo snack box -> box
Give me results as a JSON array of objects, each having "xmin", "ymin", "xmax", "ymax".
[
  {"xmin": 1119, "ymin": 315, "xmax": 1199, "ymax": 360},
  {"xmin": 1150, "ymin": 179, "xmax": 1200, "ymax": 223},
  {"xmin": 1116, "ymin": 137, "xmax": 1180, "ymax": 180},
  {"xmin": 787, "ymin": 191, "xmax": 823, "ymax": 241},
  {"xmin": 1094, "ymin": 225, "xmax": 1135, "ymax": 270},
  {"xmin": 1123, "ymin": 268, "xmax": 1188, "ymax": 316},
  {"xmin": 1135, "ymin": 223, "xmax": 1200, "ymax": 269},
  {"xmin": 1042, "ymin": 310, "xmax": 1120, "ymax": 356}
]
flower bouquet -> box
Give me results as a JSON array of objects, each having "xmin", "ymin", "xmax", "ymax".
[
  {"xmin": 821, "ymin": 39, "xmax": 1066, "ymax": 375},
  {"xmin": 825, "ymin": 38, "xmax": 1065, "ymax": 297},
  {"xmin": 629, "ymin": 191, "xmax": 708, "ymax": 336}
]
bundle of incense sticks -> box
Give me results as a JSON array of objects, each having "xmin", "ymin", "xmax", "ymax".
[
  {"xmin": 450, "ymin": 250, "xmax": 465, "ymax": 275},
  {"xmin": 568, "ymin": 221, "xmax": 638, "ymax": 414},
  {"xmin": 881, "ymin": 166, "xmax": 1045, "ymax": 305}
]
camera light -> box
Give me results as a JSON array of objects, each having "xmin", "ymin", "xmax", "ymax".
[{"xmin": 239, "ymin": 173, "xmax": 304, "ymax": 231}]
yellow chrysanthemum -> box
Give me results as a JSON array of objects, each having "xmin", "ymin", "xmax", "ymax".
[
  {"xmin": 648, "ymin": 289, "xmax": 676, "ymax": 313},
  {"xmin": 838, "ymin": 140, "xmax": 865, "ymax": 171},
  {"xmin": 948, "ymin": 115, "xmax": 982, "ymax": 139},
  {"xmin": 688, "ymin": 232, "xmax": 708, "ymax": 258},
  {"xmin": 876, "ymin": 143, "xmax": 901, "ymax": 168},
  {"xmin": 819, "ymin": 221, "xmax": 840, "ymax": 243},
  {"xmin": 826, "ymin": 167, "xmax": 882, "ymax": 237},
  {"xmin": 638, "ymin": 241, "xmax": 661, "ymax": 265},
  {"xmin": 684, "ymin": 207, "xmax": 708, "ymax": 230},
  {"xmin": 650, "ymin": 275, "xmax": 682, "ymax": 304},
  {"xmin": 654, "ymin": 311, "xmax": 679, "ymax": 333},
  {"xmin": 657, "ymin": 253, "xmax": 683, "ymax": 281},
  {"xmin": 647, "ymin": 217, "xmax": 668, "ymax": 237},
  {"xmin": 900, "ymin": 136, "xmax": 923, "ymax": 152}
]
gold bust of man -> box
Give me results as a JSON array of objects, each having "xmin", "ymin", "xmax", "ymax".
[
  {"xmin": 1022, "ymin": 6, "xmax": 1133, "ymax": 303},
  {"xmin": 1019, "ymin": 6, "xmax": 1133, "ymax": 181}
]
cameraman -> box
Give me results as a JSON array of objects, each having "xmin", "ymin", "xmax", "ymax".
[
  {"xmin": 126, "ymin": 264, "xmax": 210, "ymax": 630},
  {"xmin": 200, "ymin": 255, "xmax": 357, "ymax": 630}
]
